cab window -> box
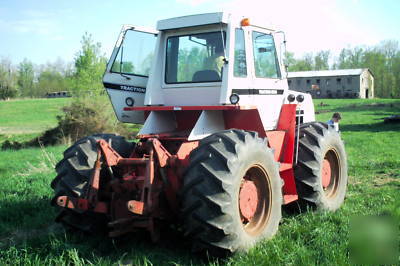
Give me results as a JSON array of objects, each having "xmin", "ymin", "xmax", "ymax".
[
  {"xmin": 111, "ymin": 30, "xmax": 157, "ymax": 77},
  {"xmin": 252, "ymin": 31, "xmax": 280, "ymax": 78},
  {"xmin": 165, "ymin": 31, "xmax": 226, "ymax": 84},
  {"xmin": 234, "ymin": 28, "xmax": 247, "ymax": 77}
]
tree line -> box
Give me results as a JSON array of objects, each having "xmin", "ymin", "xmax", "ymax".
[
  {"xmin": 1, "ymin": 34, "xmax": 399, "ymax": 99},
  {"xmin": 0, "ymin": 33, "xmax": 106, "ymax": 100}
]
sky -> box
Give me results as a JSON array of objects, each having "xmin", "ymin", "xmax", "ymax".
[{"xmin": 0, "ymin": 0, "xmax": 399, "ymax": 66}]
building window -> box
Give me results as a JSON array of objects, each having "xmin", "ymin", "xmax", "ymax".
[
  {"xmin": 316, "ymin": 79, "xmax": 320, "ymax": 84},
  {"xmin": 306, "ymin": 79, "xmax": 310, "ymax": 84},
  {"xmin": 288, "ymin": 80, "xmax": 292, "ymax": 85},
  {"xmin": 347, "ymin": 77, "xmax": 352, "ymax": 84},
  {"xmin": 336, "ymin": 78, "xmax": 341, "ymax": 84}
]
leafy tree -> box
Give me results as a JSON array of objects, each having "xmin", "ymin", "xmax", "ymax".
[
  {"xmin": 0, "ymin": 58, "xmax": 18, "ymax": 100},
  {"xmin": 284, "ymin": 51, "xmax": 296, "ymax": 70},
  {"xmin": 17, "ymin": 58, "xmax": 35, "ymax": 97},
  {"xmin": 72, "ymin": 32, "xmax": 107, "ymax": 94},
  {"xmin": 287, "ymin": 53, "xmax": 314, "ymax": 71},
  {"xmin": 314, "ymin": 50, "xmax": 330, "ymax": 70}
]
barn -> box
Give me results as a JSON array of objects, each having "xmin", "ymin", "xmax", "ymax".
[{"xmin": 287, "ymin": 68, "xmax": 374, "ymax": 99}]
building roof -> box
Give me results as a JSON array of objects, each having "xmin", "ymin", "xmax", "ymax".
[{"xmin": 288, "ymin": 68, "xmax": 372, "ymax": 78}]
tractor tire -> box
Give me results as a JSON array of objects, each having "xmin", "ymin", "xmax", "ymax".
[
  {"xmin": 182, "ymin": 129, "xmax": 282, "ymax": 253},
  {"xmin": 51, "ymin": 134, "xmax": 134, "ymax": 233},
  {"xmin": 294, "ymin": 122, "xmax": 348, "ymax": 211}
]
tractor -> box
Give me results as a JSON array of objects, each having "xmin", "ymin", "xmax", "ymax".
[{"xmin": 51, "ymin": 12, "xmax": 348, "ymax": 253}]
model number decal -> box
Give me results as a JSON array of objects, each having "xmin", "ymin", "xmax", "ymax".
[{"xmin": 232, "ymin": 89, "xmax": 284, "ymax": 95}]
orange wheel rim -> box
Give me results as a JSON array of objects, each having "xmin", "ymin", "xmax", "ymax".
[
  {"xmin": 239, "ymin": 165, "xmax": 272, "ymax": 236},
  {"xmin": 322, "ymin": 149, "xmax": 340, "ymax": 198}
]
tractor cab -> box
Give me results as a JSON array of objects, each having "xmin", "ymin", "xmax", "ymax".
[{"xmin": 103, "ymin": 12, "xmax": 314, "ymax": 130}]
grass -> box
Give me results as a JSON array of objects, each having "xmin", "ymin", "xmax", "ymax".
[
  {"xmin": 0, "ymin": 98, "xmax": 399, "ymax": 265},
  {"xmin": 0, "ymin": 98, "xmax": 71, "ymax": 143}
]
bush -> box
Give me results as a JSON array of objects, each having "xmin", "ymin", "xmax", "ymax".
[
  {"xmin": 0, "ymin": 85, "xmax": 18, "ymax": 100},
  {"xmin": 43, "ymin": 96, "xmax": 137, "ymax": 143}
]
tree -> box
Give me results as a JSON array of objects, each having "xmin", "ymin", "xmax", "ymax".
[
  {"xmin": 287, "ymin": 53, "xmax": 314, "ymax": 71},
  {"xmin": 17, "ymin": 58, "xmax": 35, "ymax": 97},
  {"xmin": 314, "ymin": 50, "xmax": 330, "ymax": 70},
  {"xmin": 72, "ymin": 32, "xmax": 107, "ymax": 94},
  {"xmin": 284, "ymin": 51, "xmax": 296, "ymax": 70},
  {"xmin": 0, "ymin": 58, "xmax": 18, "ymax": 100}
]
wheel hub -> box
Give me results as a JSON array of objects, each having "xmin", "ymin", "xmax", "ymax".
[
  {"xmin": 322, "ymin": 159, "xmax": 332, "ymax": 189},
  {"xmin": 239, "ymin": 179, "xmax": 258, "ymax": 222}
]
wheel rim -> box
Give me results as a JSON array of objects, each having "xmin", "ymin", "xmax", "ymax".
[
  {"xmin": 322, "ymin": 149, "xmax": 341, "ymax": 198},
  {"xmin": 239, "ymin": 165, "xmax": 272, "ymax": 236}
]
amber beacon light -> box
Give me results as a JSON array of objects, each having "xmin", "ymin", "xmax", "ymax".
[{"xmin": 241, "ymin": 18, "xmax": 250, "ymax": 26}]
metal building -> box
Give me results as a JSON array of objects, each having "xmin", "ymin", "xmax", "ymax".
[{"xmin": 287, "ymin": 68, "xmax": 374, "ymax": 99}]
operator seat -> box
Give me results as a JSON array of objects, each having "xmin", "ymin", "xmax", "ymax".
[{"xmin": 192, "ymin": 70, "xmax": 220, "ymax": 82}]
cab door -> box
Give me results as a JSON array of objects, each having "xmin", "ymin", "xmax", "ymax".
[
  {"xmin": 103, "ymin": 25, "xmax": 158, "ymax": 124},
  {"xmin": 248, "ymin": 29, "xmax": 287, "ymax": 130}
]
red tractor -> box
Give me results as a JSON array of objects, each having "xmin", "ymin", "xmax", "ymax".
[{"xmin": 51, "ymin": 13, "xmax": 348, "ymax": 253}]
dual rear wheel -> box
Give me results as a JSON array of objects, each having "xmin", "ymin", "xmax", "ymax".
[
  {"xmin": 295, "ymin": 122, "xmax": 348, "ymax": 211},
  {"xmin": 182, "ymin": 124, "xmax": 347, "ymax": 253}
]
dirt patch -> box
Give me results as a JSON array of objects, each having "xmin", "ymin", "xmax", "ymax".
[
  {"xmin": 373, "ymin": 173, "xmax": 399, "ymax": 187},
  {"xmin": 315, "ymin": 110, "xmax": 331, "ymax": 114},
  {"xmin": 348, "ymin": 175, "xmax": 363, "ymax": 185}
]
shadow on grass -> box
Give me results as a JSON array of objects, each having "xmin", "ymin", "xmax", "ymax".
[
  {"xmin": 1, "ymin": 225, "xmax": 214, "ymax": 265},
  {"xmin": 0, "ymin": 197, "xmax": 54, "ymax": 233},
  {"xmin": 340, "ymin": 122, "xmax": 400, "ymax": 132},
  {"xmin": 316, "ymin": 102, "xmax": 400, "ymax": 114},
  {"xmin": 0, "ymin": 197, "xmax": 215, "ymax": 265}
]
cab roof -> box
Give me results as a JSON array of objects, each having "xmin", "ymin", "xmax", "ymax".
[
  {"xmin": 157, "ymin": 12, "xmax": 228, "ymax": 31},
  {"xmin": 156, "ymin": 12, "xmax": 276, "ymax": 31}
]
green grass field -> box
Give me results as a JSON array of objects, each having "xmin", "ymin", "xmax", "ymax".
[
  {"xmin": 0, "ymin": 98, "xmax": 399, "ymax": 265},
  {"xmin": 0, "ymin": 98, "xmax": 71, "ymax": 143}
]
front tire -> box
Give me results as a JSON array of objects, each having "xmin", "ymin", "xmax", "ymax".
[
  {"xmin": 294, "ymin": 122, "xmax": 348, "ymax": 211},
  {"xmin": 182, "ymin": 130, "xmax": 282, "ymax": 253}
]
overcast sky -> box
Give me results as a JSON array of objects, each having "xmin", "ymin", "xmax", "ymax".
[{"xmin": 1, "ymin": 0, "xmax": 399, "ymax": 65}]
